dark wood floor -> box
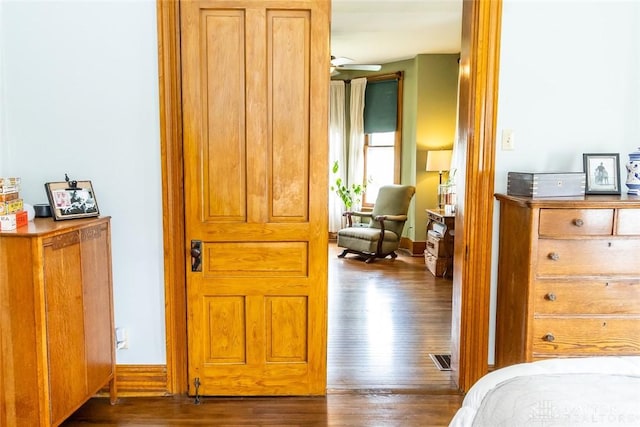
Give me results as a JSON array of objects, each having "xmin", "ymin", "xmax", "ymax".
[
  {"xmin": 327, "ymin": 244, "xmax": 454, "ymax": 392},
  {"xmin": 63, "ymin": 244, "xmax": 462, "ymax": 426}
]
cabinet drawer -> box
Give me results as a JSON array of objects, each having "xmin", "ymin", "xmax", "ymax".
[
  {"xmin": 534, "ymin": 280, "xmax": 640, "ymax": 315},
  {"xmin": 536, "ymin": 239, "xmax": 640, "ymax": 275},
  {"xmin": 617, "ymin": 209, "xmax": 640, "ymax": 235},
  {"xmin": 426, "ymin": 233, "xmax": 447, "ymax": 257},
  {"xmin": 425, "ymin": 251, "xmax": 448, "ymax": 277},
  {"xmin": 539, "ymin": 209, "xmax": 613, "ymax": 236},
  {"xmin": 532, "ymin": 317, "xmax": 640, "ymax": 355}
]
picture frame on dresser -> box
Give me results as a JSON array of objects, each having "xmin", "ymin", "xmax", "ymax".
[
  {"xmin": 582, "ymin": 153, "xmax": 621, "ymax": 195},
  {"xmin": 45, "ymin": 180, "xmax": 100, "ymax": 220}
]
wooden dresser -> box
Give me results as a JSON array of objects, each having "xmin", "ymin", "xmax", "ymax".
[
  {"xmin": 0, "ymin": 217, "xmax": 116, "ymax": 426},
  {"xmin": 494, "ymin": 194, "xmax": 640, "ymax": 368}
]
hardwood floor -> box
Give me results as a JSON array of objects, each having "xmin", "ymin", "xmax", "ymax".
[
  {"xmin": 63, "ymin": 394, "xmax": 462, "ymax": 426},
  {"xmin": 63, "ymin": 243, "xmax": 462, "ymax": 426},
  {"xmin": 327, "ymin": 243, "xmax": 454, "ymax": 392}
]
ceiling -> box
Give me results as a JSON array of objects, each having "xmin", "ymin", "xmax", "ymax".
[{"xmin": 331, "ymin": 0, "xmax": 463, "ymax": 66}]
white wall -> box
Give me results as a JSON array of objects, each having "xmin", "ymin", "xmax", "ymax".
[
  {"xmin": 3, "ymin": 0, "xmax": 639, "ymax": 368},
  {"xmin": 0, "ymin": 0, "xmax": 6, "ymax": 176},
  {"xmin": 1, "ymin": 0, "xmax": 165, "ymax": 364},
  {"xmin": 491, "ymin": 0, "xmax": 640, "ymax": 363}
]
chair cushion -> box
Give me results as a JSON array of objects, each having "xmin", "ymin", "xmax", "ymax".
[
  {"xmin": 337, "ymin": 227, "xmax": 398, "ymax": 242},
  {"xmin": 337, "ymin": 227, "xmax": 399, "ymax": 255}
]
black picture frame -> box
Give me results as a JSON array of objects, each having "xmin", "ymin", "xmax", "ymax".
[
  {"xmin": 582, "ymin": 153, "xmax": 621, "ymax": 195},
  {"xmin": 44, "ymin": 180, "xmax": 100, "ymax": 220}
]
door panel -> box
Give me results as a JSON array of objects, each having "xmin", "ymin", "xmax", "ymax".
[
  {"xmin": 269, "ymin": 10, "xmax": 310, "ymax": 220},
  {"xmin": 181, "ymin": 0, "xmax": 329, "ymax": 396},
  {"xmin": 204, "ymin": 296, "xmax": 246, "ymax": 363},
  {"xmin": 202, "ymin": 9, "xmax": 247, "ymax": 221},
  {"xmin": 205, "ymin": 242, "xmax": 308, "ymax": 277},
  {"xmin": 266, "ymin": 296, "xmax": 308, "ymax": 362}
]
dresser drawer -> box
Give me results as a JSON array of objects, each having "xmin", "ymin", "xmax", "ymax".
[
  {"xmin": 532, "ymin": 317, "xmax": 640, "ymax": 356},
  {"xmin": 534, "ymin": 280, "xmax": 640, "ymax": 315},
  {"xmin": 539, "ymin": 209, "xmax": 613, "ymax": 236},
  {"xmin": 617, "ymin": 209, "xmax": 640, "ymax": 235},
  {"xmin": 536, "ymin": 239, "xmax": 640, "ymax": 275}
]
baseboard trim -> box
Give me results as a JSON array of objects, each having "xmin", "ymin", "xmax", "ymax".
[
  {"xmin": 400, "ymin": 237, "xmax": 424, "ymax": 256},
  {"xmin": 99, "ymin": 364, "xmax": 170, "ymax": 397}
]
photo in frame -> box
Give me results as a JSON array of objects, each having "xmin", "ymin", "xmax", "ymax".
[
  {"xmin": 44, "ymin": 180, "xmax": 100, "ymax": 220},
  {"xmin": 582, "ymin": 153, "xmax": 621, "ymax": 195}
]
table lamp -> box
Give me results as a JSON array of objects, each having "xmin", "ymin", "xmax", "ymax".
[
  {"xmin": 426, "ymin": 150, "xmax": 453, "ymax": 208},
  {"xmin": 426, "ymin": 150, "xmax": 453, "ymax": 184}
]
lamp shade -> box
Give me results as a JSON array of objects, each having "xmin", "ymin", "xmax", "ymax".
[{"xmin": 426, "ymin": 150, "xmax": 453, "ymax": 172}]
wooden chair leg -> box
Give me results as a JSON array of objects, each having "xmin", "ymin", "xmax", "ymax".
[{"xmin": 338, "ymin": 249, "xmax": 349, "ymax": 258}]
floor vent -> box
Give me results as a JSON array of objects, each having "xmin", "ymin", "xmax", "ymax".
[{"xmin": 429, "ymin": 354, "xmax": 452, "ymax": 371}]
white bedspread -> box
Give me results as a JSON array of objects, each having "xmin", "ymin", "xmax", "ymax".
[{"xmin": 449, "ymin": 357, "xmax": 640, "ymax": 427}]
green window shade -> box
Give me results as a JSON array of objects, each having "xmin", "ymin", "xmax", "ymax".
[{"xmin": 364, "ymin": 80, "xmax": 398, "ymax": 134}]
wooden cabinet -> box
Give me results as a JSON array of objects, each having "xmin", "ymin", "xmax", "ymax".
[
  {"xmin": 0, "ymin": 217, "xmax": 116, "ymax": 426},
  {"xmin": 425, "ymin": 209, "xmax": 455, "ymax": 278},
  {"xmin": 494, "ymin": 194, "xmax": 640, "ymax": 368}
]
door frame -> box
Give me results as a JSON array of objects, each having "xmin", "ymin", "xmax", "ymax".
[{"xmin": 156, "ymin": 0, "xmax": 501, "ymax": 394}]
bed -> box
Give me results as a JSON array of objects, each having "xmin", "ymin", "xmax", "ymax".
[{"xmin": 449, "ymin": 356, "xmax": 640, "ymax": 427}]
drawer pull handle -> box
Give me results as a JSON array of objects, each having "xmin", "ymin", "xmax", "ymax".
[
  {"xmin": 543, "ymin": 333, "xmax": 555, "ymax": 342},
  {"xmin": 573, "ymin": 218, "xmax": 584, "ymax": 227},
  {"xmin": 548, "ymin": 252, "xmax": 560, "ymax": 261},
  {"xmin": 545, "ymin": 292, "xmax": 557, "ymax": 301}
]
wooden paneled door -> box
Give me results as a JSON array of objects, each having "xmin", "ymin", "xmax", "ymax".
[{"xmin": 180, "ymin": 0, "xmax": 330, "ymax": 396}]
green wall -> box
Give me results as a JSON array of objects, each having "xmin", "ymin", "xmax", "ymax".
[{"xmin": 414, "ymin": 54, "xmax": 460, "ymax": 244}]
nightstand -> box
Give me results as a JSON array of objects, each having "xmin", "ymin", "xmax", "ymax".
[{"xmin": 425, "ymin": 208, "xmax": 455, "ymax": 278}]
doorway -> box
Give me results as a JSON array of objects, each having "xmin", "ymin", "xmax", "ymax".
[{"xmin": 156, "ymin": 0, "xmax": 501, "ymax": 394}]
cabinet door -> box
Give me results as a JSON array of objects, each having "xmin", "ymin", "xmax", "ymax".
[
  {"xmin": 43, "ymin": 231, "xmax": 88, "ymax": 425},
  {"xmin": 80, "ymin": 222, "xmax": 114, "ymax": 394}
]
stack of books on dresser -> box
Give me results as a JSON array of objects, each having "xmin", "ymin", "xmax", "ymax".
[{"xmin": 0, "ymin": 177, "xmax": 27, "ymax": 230}]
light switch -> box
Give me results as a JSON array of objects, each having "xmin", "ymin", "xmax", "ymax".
[{"xmin": 502, "ymin": 129, "xmax": 515, "ymax": 150}]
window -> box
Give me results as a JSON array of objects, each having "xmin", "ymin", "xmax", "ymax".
[
  {"xmin": 363, "ymin": 132, "xmax": 397, "ymax": 205},
  {"xmin": 362, "ymin": 74, "xmax": 403, "ymax": 207}
]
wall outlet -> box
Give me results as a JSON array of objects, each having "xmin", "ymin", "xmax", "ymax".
[
  {"xmin": 115, "ymin": 327, "xmax": 128, "ymax": 350},
  {"xmin": 502, "ymin": 129, "xmax": 515, "ymax": 150}
]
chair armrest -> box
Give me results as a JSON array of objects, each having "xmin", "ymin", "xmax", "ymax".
[
  {"xmin": 344, "ymin": 211, "xmax": 373, "ymax": 219},
  {"xmin": 342, "ymin": 211, "xmax": 372, "ymax": 227},
  {"xmin": 374, "ymin": 214, "xmax": 407, "ymax": 222}
]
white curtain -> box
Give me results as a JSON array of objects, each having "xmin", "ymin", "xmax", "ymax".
[
  {"xmin": 329, "ymin": 80, "xmax": 346, "ymax": 232},
  {"xmin": 348, "ymin": 77, "xmax": 367, "ymax": 204}
]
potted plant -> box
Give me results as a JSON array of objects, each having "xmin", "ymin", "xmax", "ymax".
[{"xmin": 330, "ymin": 161, "xmax": 365, "ymax": 211}]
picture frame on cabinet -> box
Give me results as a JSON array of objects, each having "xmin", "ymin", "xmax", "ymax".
[
  {"xmin": 45, "ymin": 180, "xmax": 100, "ymax": 220},
  {"xmin": 583, "ymin": 153, "xmax": 621, "ymax": 195}
]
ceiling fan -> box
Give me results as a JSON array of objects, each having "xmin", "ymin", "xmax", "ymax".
[{"xmin": 330, "ymin": 56, "xmax": 382, "ymax": 74}]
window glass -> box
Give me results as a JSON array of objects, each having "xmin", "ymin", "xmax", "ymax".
[{"xmin": 364, "ymin": 132, "xmax": 395, "ymax": 205}]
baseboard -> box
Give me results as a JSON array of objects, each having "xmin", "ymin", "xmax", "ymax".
[
  {"xmin": 399, "ymin": 237, "xmax": 425, "ymax": 256},
  {"xmin": 99, "ymin": 364, "xmax": 170, "ymax": 397}
]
